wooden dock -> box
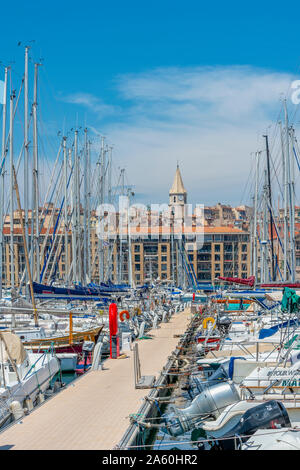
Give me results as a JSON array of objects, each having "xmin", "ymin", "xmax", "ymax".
[{"xmin": 0, "ymin": 308, "xmax": 191, "ymax": 450}]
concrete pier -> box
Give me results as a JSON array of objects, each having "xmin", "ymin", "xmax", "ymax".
[{"xmin": 0, "ymin": 308, "xmax": 191, "ymax": 450}]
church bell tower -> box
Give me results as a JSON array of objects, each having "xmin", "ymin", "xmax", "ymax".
[{"xmin": 169, "ymin": 164, "xmax": 187, "ymax": 208}]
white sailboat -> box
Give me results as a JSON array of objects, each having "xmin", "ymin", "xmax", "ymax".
[{"xmin": 0, "ymin": 331, "xmax": 60, "ymax": 428}]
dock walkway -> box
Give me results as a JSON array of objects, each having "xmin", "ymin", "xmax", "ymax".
[{"xmin": 0, "ymin": 308, "xmax": 191, "ymax": 450}]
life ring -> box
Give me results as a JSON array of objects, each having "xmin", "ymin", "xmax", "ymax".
[
  {"xmin": 119, "ymin": 310, "xmax": 130, "ymax": 322},
  {"xmin": 202, "ymin": 317, "xmax": 216, "ymax": 329}
]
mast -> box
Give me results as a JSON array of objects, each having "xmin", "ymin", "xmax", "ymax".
[
  {"xmin": 127, "ymin": 187, "xmax": 134, "ymax": 288},
  {"xmin": 253, "ymin": 151, "xmax": 260, "ymax": 283},
  {"xmin": 32, "ymin": 63, "xmax": 40, "ymax": 281},
  {"xmin": 118, "ymin": 168, "xmax": 125, "ymax": 283},
  {"xmin": 87, "ymin": 138, "xmax": 91, "ymax": 281},
  {"xmin": 264, "ymin": 134, "xmax": 275, "ymax": 281},
  {"xmin": 279, "ymin": 120, "xmax": 288, "ymax": 281},
  {"xmin": 76, "ymin": 132, "xmax": 82, "ymax": 283},
  {"xmin": 106, "ymin": 146, "xmax": 113, "ymax": 281},
  {"xmin": 108, "ymin": 146, "xmax": 112, "ymax": 205},
  {"xmin": 261, "ymin": 167, "xmax": 268, "ymax": 283},
  {"xmin": 63, "ymin": 136, "xmax": 68, "ymax": 283},
  {"xmin": 99, "ymin": 136, "xmax": 105, "ymax": 282},
  {"xmin": 13, "ymin": 165, "xmax": 38, "ymax": 327},
  {"xmin": 24, "ymin": 46, "xmax": 29, "ymax": 288},
  {"xmin": 83, "ymin": 128, "xmax": 88, "ymax": 283},
  {"xmin": 72, "ymin": 130, "xmax": 78, "ymax": 283},
  {"xmin": 68, "ymin": 146, "xmax": 73, "ymax": 281},
  {"xmin": 284, "ymin": 100, "xmax": 292, "ymax": 281},
  {"xmin": 9, "ymin": 89, "xmax": 15, "ymax": 291},
  {"xmin": 289, "ymin": 126, "xmax": 296, "ymax": 282},
  {"xmin": 0, "ymin": 67, "xmax": 8, "ymax": 297}
]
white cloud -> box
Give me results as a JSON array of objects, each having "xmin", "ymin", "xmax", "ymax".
[
  {"xmin": 102, "ymin": 66, "xmax": 297, "ymax": 206},
  {"xmin": 61, "ymin": 66, "xmax": 299, "ymax": 207},
  {"xmin": 62, "ymin": 92, "xmax": 116, "ymax": 117}
]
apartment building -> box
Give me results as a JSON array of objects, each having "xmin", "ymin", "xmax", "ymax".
[{"xmin": 1, "ymin": 166, "xmax": 251, "ymax": 288}]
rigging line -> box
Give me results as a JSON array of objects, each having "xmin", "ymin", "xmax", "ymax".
[
  {"xmin": 239, "ymin": 154, "xmax": 254, "ymax": 205},
  {"xmin": 0, "ymin": 77, "xmax": 24, "ymax": 173}
]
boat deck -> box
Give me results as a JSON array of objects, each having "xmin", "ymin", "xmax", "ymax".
[{"xmin": 0, "ymin": 308, "xmax": 191, "ymax": 450}]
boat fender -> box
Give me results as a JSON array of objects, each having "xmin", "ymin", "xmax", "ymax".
[
  {"xmin": 9, "ymin": 401, "xmax": 25, "ymax": 421},
  {"xmin": 134, "ymin": 307, "xmax": 142, "ymax": 316},
  {"xmin": 119, "ymin": 310, "xmax": 130, "ymax": 322},
  {"xmin": 202, "ymin": 317, "xmax": 216, "ymax": 329}
]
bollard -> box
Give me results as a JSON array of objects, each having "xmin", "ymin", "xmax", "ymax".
[{"xmin": 109, "ymin": 302, "xmax": 120, "ymax": 358}]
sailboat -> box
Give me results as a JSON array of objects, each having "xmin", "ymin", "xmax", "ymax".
[{"xmin": 0, "ymin": 331, "xmax": 60, "ymax": 428}]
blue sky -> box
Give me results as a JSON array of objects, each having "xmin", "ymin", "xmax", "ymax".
[{"xmin": 1, "ymin": 0, "xmax": 300, "ymax": 206}]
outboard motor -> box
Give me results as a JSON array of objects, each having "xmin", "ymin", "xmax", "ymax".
[
  {"xmin": 216, "ymin": 315, "xmax": 232, "ymax": 336},
  {"xmin": 188, "ymin": 362, "xmax": 231, "ymax": 397},
  {"xmin": 211, "ymin": 400, "xmax": 291, "ymax": 450},
  {"xmin": 185, "ymin": 357, "xmax": 245, "ymax": 399},
  {"xmin": 162, "ymin": 381, "xmax": 240, "ymax": 437}
]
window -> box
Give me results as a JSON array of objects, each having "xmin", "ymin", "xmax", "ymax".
[
  {"xmin": 161, "ymin": 245, "xmax": 167, "ymax": 253},
  {"xmin": 201, "ymin": 243, "xmax": 211, "ymax": 253},
  {"xmin": 161, "ymin": 255, "xmax": 167, "ymax": 262},
  {"xmin": 134, "ymin": 245, "xmax": 140, "ymax": 253},
  {"xmin": 214, "ymin": 244, "xmax": 220, "ymax": 252},
  {"xmin": 215, "ymin": 254, "xmax": 220, "ymax": 261},
  {"xmin": 135, "ymin": 255, "xmax": 140, "ymax": 262},
  {"xmin": 161, "ymin": 264, "xmax": 167, "ymax": 271},
  {"xmin": 135, "ymin": 264, "xmax": 141, "ymax": 271}
]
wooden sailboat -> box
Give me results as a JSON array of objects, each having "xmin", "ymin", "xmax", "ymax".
[{"xmin": 23, "ymin": 325, "xmax": 103, "ymax": 354}]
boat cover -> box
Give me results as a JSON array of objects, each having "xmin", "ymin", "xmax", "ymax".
[{"xmin": 0, "ymin": 331, "xmax": 27, "ymax": 365}]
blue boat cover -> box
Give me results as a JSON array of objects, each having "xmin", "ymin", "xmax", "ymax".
[{"xmin": 259, "ymin": 318, "xmax": 300, "ymax": 339}]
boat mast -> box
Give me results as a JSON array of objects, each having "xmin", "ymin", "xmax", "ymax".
[
  {"xmin": 32, "ymin": 63, "xmax": 40, "ymax": 282},
  {"xmin": 72, "ymin": 130, "xmax": 78, "ymax": 283},
  {"xmin": 284, "ymin": 100, "xmax": 292, "ymax": 281},
  {"xmin": 106, "ymin": 146, "xmax": 113, "ymax": 281},
  {"xmin": 24, "ymin": 46, "xmax": 29, "ymax": 289},
  {"xmin": 261, "ymin": 167, "xmax": 268, "ymax": 283},
  {"xmin": 289, "ymin": 125, "xmax": 296, "ymax": 282},
  {"xmin": 253, "ymin": 151, "xmax": 260, "ymax": 283},
  {"xmin": 127, "ymin": 187, "xmax": 134, "ymax": 288},
  {"xmin": 9, "ymin": 89, "xmax": 15, "ymax": 292},
  {"xmin": 12, "ymin": 165, "xmax": 38, "ymax": 326},
  {"xmin": 118, "ymin": 168, "xmax": 125, "ymax": 283},
  {"xmin": 0, "ymin": 66, "xmax": 8, "ymax": 298},
  {"xmin": 76, "ymin": 131, "xmax": 82, "ymax": 283},
  {"xmin": 264, "ymin": 134, "xmax": 275, "ymax": 281},
  {"xmin": 279, "ymin": 120, "xmax": 288, "ymax": 281},
  {"xmin": 83, "ymin": 128, "xmax": 88, "ymax": 283},
  {"xmin": 68, "ymin": 146, "xmax": 73, "ymax": 281},
  {"xmin": 99, "ymin": 136, "xmax": 105, "ymax": 282},
  {"xmin": 63, "ymin": 136, "xmax": 68, "ymax": 283},
  {"xmin": 87, "ymin": 137, "xmax": 91, "ymax": 281}
]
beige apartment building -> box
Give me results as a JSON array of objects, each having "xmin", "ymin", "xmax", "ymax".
[{"xmin": 1, "ymin": 166, "xmax": 251, "ymax": 288}]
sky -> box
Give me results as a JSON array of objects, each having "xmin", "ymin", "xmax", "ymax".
[{"xmin": 1, "ymin": 0, "xmax": 300, "ymax": 207}]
